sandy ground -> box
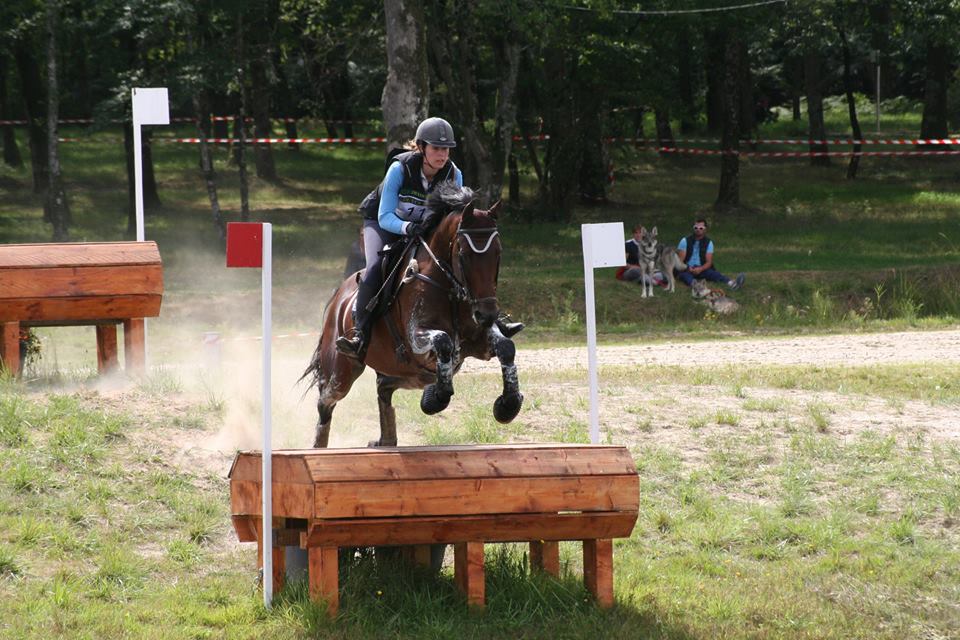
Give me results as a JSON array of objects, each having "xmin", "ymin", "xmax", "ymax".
[
  {"xmin": 107, "ymin": 327, "xmax": 958, "ymax": 481},
  {"xmin": 463, "ymin": 328, "xmax": 960, "ymax": 372}
]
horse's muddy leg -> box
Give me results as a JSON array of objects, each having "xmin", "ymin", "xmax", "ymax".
[
  {"xmin": 314, "ymin": 402, "xmax": 333, "ymax": 448},
  {"xmin": 489, "ymin": 325, "xmax": 523, "ymax": 424},
  {"xmin": 417, "ymin": 331, "xmax": 455, "ymax": 415},
  {"xmin": 312, "ymin": 349, "xmax": 364, "ymax": 448},
  {"xmin": 370, "ymin": 374, "xmax": 401, "ymax": 447}
]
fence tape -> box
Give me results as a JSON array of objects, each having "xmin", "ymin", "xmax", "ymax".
[
  {"xmin": 657, "ymin": 147, "xmax": 960, "ymax": 157},
  {"xmin": 1, "ymin": 115, "xmax": 371, "ymax": 126},
  {"xmin": 513, "ymin": 134, "xmax": 960, "ymax": 146},
  {"xmin": 204, "ymin": 331, "xmax": 320, "ymax": 344}
]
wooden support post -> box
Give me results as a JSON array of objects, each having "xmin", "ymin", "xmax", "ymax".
[
  {"xmin": 1, "ymin": 322, "xmax": 19, "ymax": 377},
  {"xmin": 308, "ymin": 546, "xmax": 339, "ymax": 615},
  {"xmin": 401, "ymin": 544, "xmax": 434, "ymax": 568},
  {"xmin": 95, "ymin": 324, "xmax": 119, "ymax": 373},
  {"xmin": 123, "ymin": 318, "xmax": 145, "ymax": 373},
  {"xmin": 582, "ymin": 538, "xmax": 614, "ymax": 608},
  {"xmin": 530, "ymin": 541, "xmax": 560, "ymax": 577},
  {"xmin": 454, "ymin": 542, "xmax": 485, "ymax": 610},
  {"xmin": 272, "ymin": 519, "xmax": 286, "ymax": 595}
]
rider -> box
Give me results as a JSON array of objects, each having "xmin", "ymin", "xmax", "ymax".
[{"xmin": 336, "ymin": 117, "xmax": 523, "ymax": 359}]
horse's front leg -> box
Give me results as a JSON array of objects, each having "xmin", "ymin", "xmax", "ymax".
[
  {"xmin": 413, "ymin": 329, "xmax": 456, "ymax": 415},
  {"xmin": 489, "ymin": 324, "xmax": 524, "ymax": 423}
]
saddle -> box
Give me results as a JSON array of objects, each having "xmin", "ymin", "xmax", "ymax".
[{"xmin": 352, "ymin": 236, "xmax": 419, "ymax": 323}]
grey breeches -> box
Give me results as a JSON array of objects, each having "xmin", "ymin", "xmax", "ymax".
[{"xmin": 359, "ymin": 219, "xmax": 401, "ymax": 294}]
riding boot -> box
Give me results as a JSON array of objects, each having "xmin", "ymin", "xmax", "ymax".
[
  {"xmin": 495, "ymin": 314, "xmax": 524, "ymax": 339},
  {"xmin": 335, "ymin": 281, "xmax": 377, "ymax": 359}
]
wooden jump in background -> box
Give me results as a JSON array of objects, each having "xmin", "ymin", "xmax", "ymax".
[
  {"xmin": 0, "ymin": 241, "xmax": 163, "ymax": 376},
  {"xmin": 229, "ymin": 444, "xmax": 640, "ymax": 614}
]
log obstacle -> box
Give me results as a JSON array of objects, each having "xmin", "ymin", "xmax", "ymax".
[
  {"xmin": 0, "ymin": 241, "xmax": 163, "ymax": 376},
  {"xmin": 229, "ymin": 444, "xmax": 640, "ymax": 614}
]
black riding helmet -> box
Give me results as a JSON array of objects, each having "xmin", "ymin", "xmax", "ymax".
[{"xmin": 415, "ymin": 117, "xmax": 456, "ymax": 148}]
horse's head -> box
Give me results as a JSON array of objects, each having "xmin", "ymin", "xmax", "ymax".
[
  {"xmin": 453, "ymin": 200, "xmax": 502, "ymax": 328},
  {"xmin": 425, "ymin": 188, "xmax": 502, "ymax": 329}
]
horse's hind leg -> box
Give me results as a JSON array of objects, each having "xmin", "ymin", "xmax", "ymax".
[
  {"xmin": 371, "ymin": 374, "xmax": 402, "ymax": 447},
  {"xmin": 490, "ymin": 324, "xmax": 524, "ymax": 424},
  {"xmin": 313, "ymin": 353, "xmax": 364, "ymax": 448}
]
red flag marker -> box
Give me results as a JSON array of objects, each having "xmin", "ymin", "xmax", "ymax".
[{"xmin": 226, "ymin": 222, "xmax": 264, "ymax": 268}]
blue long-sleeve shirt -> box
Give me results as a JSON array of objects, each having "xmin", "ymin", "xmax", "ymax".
[{"xmin": 377, "ymin": 161, "xmax": 463, "ymax": 235}]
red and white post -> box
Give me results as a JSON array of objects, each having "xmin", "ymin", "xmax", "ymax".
[{"xmin": 226, "ymin": 222, "xmax": 273, "ymax": 608}]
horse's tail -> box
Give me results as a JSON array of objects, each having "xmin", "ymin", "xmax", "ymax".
[{"xmin": 297, "ymin": 283, "xmax": 343, "ymax": 390}]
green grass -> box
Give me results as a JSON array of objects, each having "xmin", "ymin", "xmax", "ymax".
[{"xmin": 2, "ymin": 359, "xmax": 957, "ymax": 637}]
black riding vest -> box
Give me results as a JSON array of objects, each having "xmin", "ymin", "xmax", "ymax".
[
  {"xmin": 358, "ymin": 151, "xmax": 457, "ymax": 222},
  {"xmin": 683, "ymin": 234, "xmax": 711, "ymax": 266}
]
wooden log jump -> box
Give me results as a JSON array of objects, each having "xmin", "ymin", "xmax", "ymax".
[
  {"xmin": 0, "ymin": 241, "xmax": 163, "ymax": 376},
  {"xmin": 229, "ymin": 444, "xmax": 640, "ymax": 614}
]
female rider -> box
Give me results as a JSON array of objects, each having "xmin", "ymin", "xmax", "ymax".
[{"xmin": 336, "ymin": 117, "xmax": 521, "ymax": 359}]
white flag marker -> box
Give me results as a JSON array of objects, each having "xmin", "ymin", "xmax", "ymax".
[{"xmin": 581, "ymin": 222, "xmax": 626, "ymax": 444}]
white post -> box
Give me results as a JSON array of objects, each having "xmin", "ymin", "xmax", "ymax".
[
  {"xmin": 580, "ymin": 222, "xmax": 626, "ymax": 445},
  {"xmin": 582, "ymin": 238, "xmax": 601, "ymax": 444},
  {"xmin": 261, "ymin": 223, "xmax": 273, "ymax": 609},
  {"xmin": 131, "ymin": 88, "xmax": 169, "ymax": 371}
]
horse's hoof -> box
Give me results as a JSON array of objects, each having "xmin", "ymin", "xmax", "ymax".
[
  {"xmin": 493, "ymin": 392, "xmax": 523, "ymax": 424},
  {"xmin": 420, "ymin": 384, "xmax": 451, "ymax": 415},
  {"xmin": 368, "ymin": 438, "xmax": 397, "ymax": 448}
]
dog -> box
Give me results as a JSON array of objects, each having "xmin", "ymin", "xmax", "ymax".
[
  {"xmin": 691, "ymin": 279, "xmax": 740, "ymax": 314},
  {"xmin": 655, "ymin": 241, "xmax": 687, "ymax": 293},
  {"xmin": 635, "ymin": 226, "xmax": 659, "ymax": 298}
]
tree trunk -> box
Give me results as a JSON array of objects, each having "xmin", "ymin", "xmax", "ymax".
[
  {"xmin": 382, "ymin": 0, "xmax": 428, "ymax": 151},
  {"xmin": 920, "ymin": 42, "xmax": 949, "ymax": 143},
  {"xmin": 250, "ymin": 64, "xmax": 277, "ymax": 181},
  {"xmin": 141, "ymin": 129, "xmax": 161, "ymax": 210},
  {"xmin": 540, "ymin": 45, "xmax": 581, "ymax": 220},
  {"xmin": 784, "ymin": 55, "xmax": 803, "ymax": 121},
  {"xmin": 704, "ymin": 26, "xmax": 725, "ymax": 133},
  {"xmin": 0, "ymin": 57, "xmax": 23, "ymax": 168},
  {"xmin": 235, "ymin": 13, "xmax": 250, "ymax": 221},
  {"xmin": 579, "ymin": 105, "xmax": 607, "ymax": 203},
  {"xmin": 508, "ymin": 152, "xmax": 519, "ymax": 204},
  {"xmin": 13, "ymin": 45, "xmax": 48, "ymax": 193},
  {"xmin": 426, "ymin": 1, "xmax": 496, "ymax": 202},
  {"xmin": 803, "ymin": 50, "xmax": 830, "ymax": 166},
  {"xmin": 194, "ymin": 93, "xmax": 225, "ymax": 241},
  {"xmin": 44, "ymin": 0, "xmax": 70, "ymax": 240},
  {"xmin": 490, "ymin": 38, "xmax": 521, "ymax": 206},
  {"xmin": 715, "ymin": 29, "xmax": 741, "ymax": 212},
  {"xmin": 738, "ymin": 41, "xmax": 755, "ymax": 138},
  {"xmin": 249, "ymin": 0, "xmax": 278, "ymax": 181},
  {"xmin": 839, "ymin": 28, "xmax": 862, "ymax": 179},
  {"xmin": 124, "ymin": 122, "xmax": 136, "ymax": 235},
  {"xmin": 677, "ymin": 25, "xmax": 697, "ymax": 134},
  {"xmin": 654, "ymin": 107, "xmax": 675, "ymax": 155}
]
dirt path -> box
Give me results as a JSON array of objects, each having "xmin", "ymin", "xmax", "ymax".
[{"xmin": 463, "ymin": 328, "xmax": 960, "ymax": 372}]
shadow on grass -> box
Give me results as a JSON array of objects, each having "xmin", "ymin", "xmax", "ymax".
[{"xmin": 271, "ymin": 546, "xmax": 694, "ymax": 640}]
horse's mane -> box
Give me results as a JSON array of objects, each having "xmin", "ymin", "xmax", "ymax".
[{"xmin": 426, "ymin": 182, "xmax": 474, "ymax": 218}]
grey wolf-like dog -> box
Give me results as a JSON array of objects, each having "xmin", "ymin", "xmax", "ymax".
[
  {"xmin": 691, "ymin": 279, "xmax": 740, "ymax": 314},
  {"xmin": 635, "ymin": 226, "xmax": 687, "ymax": 297}
]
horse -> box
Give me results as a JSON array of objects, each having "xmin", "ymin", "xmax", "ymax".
[{"xmin": 301, "ymin": 184, "xmax": 523, "ymax": 448}]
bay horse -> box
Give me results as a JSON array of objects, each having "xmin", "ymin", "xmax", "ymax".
[{"xmin": 302, "ymin": 184, "xmax": 523, "ymax": 448}]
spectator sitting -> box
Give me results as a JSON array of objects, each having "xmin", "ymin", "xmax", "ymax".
[{"xmin": 677, "ymin": 218, "xmax": 745, "ymax": 290}]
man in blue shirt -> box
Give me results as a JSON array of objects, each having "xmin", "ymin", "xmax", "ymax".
[{"xmin": 677, "ymin": 218, "xmax": 745, "ymax": 290}]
